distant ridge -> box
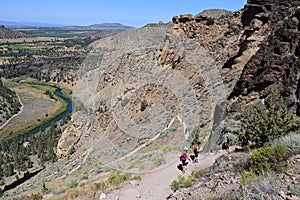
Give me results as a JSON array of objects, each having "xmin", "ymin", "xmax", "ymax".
[
  {"xmin": 0, "ymin": 20, "xmax": 67, "ymax": 27},
  {"xmin": 0, "ymin": 25, "xmax": 27, "ymax": 39},
  {"xmin": 88, "ymin": 23, "xmax": 135, "ymax": 29},
  {"xmin": 0, "ymin": 20, "xmax": 135, "ymax": 29}
]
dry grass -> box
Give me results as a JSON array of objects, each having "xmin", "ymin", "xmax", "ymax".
[{"xmin": 46, "ymin": 188, "xmax": 92, "ymax": 200}]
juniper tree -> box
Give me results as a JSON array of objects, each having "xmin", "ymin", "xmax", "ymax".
[{"xmin": 240, "ymin": 88, "xmax": 299, "ymax": 147}]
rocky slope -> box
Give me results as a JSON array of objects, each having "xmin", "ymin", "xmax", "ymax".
[
  {"xmin": 3, "ymin": 0, "xmax": 300, "ymax": 198},
  {"xmin": 168, "ymin": 151, "xmax": 300, "ymax": 200},
  {"xmin": 0, "ymin": 79, "xmax": 21, "ymax": 129},
  {"xmin": 57, "ymin": 10, "xmax": 249, "ymax": 163},
  {"xmin": 0, "ymin": 25, "xmax": 27, "ymax": 39}
]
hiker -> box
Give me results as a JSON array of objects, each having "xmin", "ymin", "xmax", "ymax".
[
  {"xmin": 179, "ymin": 147, "xmax": 191, "ymax": 173},
  {"xmin": 229, "ymin": 135, "xmax": 234, "ymax": 145},
  {"xmin": 222, "ymin": 136, "xmax": 230, "ymax": 150},
  {"xmin": 241, "ymin": 136, "xmax": 249, "ymax": 147},
  {"xmin": 192, "ymin": 142, "xmax": 201, "ymax": 163}
]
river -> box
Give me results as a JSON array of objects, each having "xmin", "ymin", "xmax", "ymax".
[
  {"xmin": 27, "ymin": 89, "xmax": 73, "ymax": 135},
  {"xmin": 1, "ymin": 88, "xmax": 73, "ymax": 194}
]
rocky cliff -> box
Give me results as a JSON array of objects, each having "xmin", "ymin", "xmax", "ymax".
[
  {"xmin": 229, "ymin": 0, "xmax": 300, "ymax": 109},
  {"xmin": 206, "ymin": 0, "xmax": 300, "ymax": 151}
]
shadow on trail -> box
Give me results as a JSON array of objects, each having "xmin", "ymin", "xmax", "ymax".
[{"xmin": 2, "ymin": 168, "xmax": 43, "ymax": 193}]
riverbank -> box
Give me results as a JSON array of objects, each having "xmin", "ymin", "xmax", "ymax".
[{"xmin": 0, "ymin": 79, "xmax": 72, "ymax": 137}]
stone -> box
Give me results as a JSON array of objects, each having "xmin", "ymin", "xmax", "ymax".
[
  {"xmin": 173, "ymin": 24, "xmax": 180, "ymax": 30},
  {"xmin": 250, "ymin": 19, "xmax": 263, "ymax": 29},
  {"xmin": 129, "ymin": 180, "xmax": 140, "ymax": 186},
  {"xmin": 172, "ymin": 16, "xmax": 179, "ymax": 24},
  {"xmin": 99, "ymin": 193, "xmax": 106, "ymax": 199},
  {"xmin": 278, "ymin": 190, "xmax": 286, "ymax": 199}
]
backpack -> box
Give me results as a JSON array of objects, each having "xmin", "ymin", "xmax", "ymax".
[{"xmin": 180, "ymin": 153, "xmax": 187, "ymax": 162}]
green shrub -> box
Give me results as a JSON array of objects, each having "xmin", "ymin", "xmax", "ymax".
[
  {"xmin": 140, "ymin": 100, "xmax": 148, "ymax": 111},
  {"xmin": 170, "ymin": 180, "xmax": 179, "ymax": 191},
  {"xmin": 108, "ymin": 172, "xmax": 129, "ymax": 186},
  {"xmin": 170, "ymin": 174, "xmax": 196, "ymax": 191},
  {"xmin": 182, "ymin": 176, "xmax": 195, "ymax": 187},
  {"xmin": 240, "ymin": 172, "xmax": 278, "ymax": 200},
  {"xmin": 240, "ymin": 172, "xmax": 257, "ymax": 186},
  {"xmin": 154, "ymin": 157, "xmax": 166, "ymax": 167},
  {"xmin": 249, "ymin": 143, "xmax": 288, "ymax": 175},
  {"xmin": 94, "ymin": 181, "xmax": 109, "ymax": 190},
  {"xmin": 130, "ymin": 175, "xmax": 141, "ymax": 181},
  {"xmin": 94, "ymin": 172, "xmax": 136, "ymax": 191},
  {"xmin": 69, "ymin": 146, "xmax": 76, "ymax": 155},
  {"xmin": 206, "ymin": 17, "xmax": 215, "ymax": 25},
  {"xmin": 41, "ymin": 182, "xmax": 50, "ymax": 194},
  {"xmin": 79, "ymin": 183, "xmax": 84, "ymax": 187},
  {"xmin": 240, "ymin": 88, "xmax": 299, "ymax": 147},
  {"xmin": 162, "ymin": 145, "xmax": 172, "ymax": 153},
  {"xmin": 189, "ymin": 125, "xmax": 204, "ymax": 145},
  {"xmin": 274, "ymin": 133, "xmax": 300, "ymax": 156},
  {"xmin": 172, "ymin": 61, "xmax": 177, "ymax": 69},
  {"xmin": 67, "ymin": 180, "xmax": 78, "ymax": 188},
  {"xmin": 191, "ymin": 169, "xmax": 207, "ymax": 179}
]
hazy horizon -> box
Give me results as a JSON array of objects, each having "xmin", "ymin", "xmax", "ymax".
[{"xmin": 1, "ymin": 0, "xmax": 247, "ymax": 27}]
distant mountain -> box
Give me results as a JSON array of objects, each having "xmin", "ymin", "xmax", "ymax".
[
  {"xmin": 88, "ymin": 23, "xmax": 135, "ymax": 29},
  {"xmin": 0, "ymin": 20, "xmax": 135, "ymax": 30},
  {"xmin": 0, "ymin": 25, "xmax": 27, "ymax": 39},
  {"xmin": 195, "ymin": 9, "xmax": 232, "ymax": 20},
  {"xmin": 0, "ymin": 20, "xmax": 67, "ymax": 28}
]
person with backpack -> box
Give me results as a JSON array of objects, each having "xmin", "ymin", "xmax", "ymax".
[
  {"xmin": 193, "ymin": 142, "xmax": 201, "ymax": 163},
  {"xmin": 179, "ymin": 147, "xmax": 191, "ymax": 173}
]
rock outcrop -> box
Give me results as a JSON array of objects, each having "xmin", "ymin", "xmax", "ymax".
[
  {"xmin": 168, "ymin": 152, "xmax": 300, "ymax": 200},
  {"xmin": 57, "ymin": 116, "xmax": 82, "ymax": 158},
  {"xmin": 230, "ymin": 2, "xmax": 300, "ymax": 101},
  {"xmin": 207, "ymin": 0, "xmax": 300, "ymax": 151}
]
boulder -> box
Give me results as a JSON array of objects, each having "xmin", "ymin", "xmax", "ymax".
[
  {"xmin": 172, "ymin": 16, "xmax": 179, "ymax": 24},
  {"xmin": 179, "ymin": 14, "xmax": 193, "ymax": 23}
]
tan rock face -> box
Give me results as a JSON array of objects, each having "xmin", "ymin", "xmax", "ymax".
[{"xmin": 56, "ymin": 118, "xmax": 82, "ymax": 158}]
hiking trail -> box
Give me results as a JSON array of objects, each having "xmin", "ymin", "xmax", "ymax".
[{"xmin": 104, "ymin": 150, "xmax": 225, "ymax": 200}]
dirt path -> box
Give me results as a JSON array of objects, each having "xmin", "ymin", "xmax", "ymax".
[{"xmin": 105, "ymin": 151, "xmax": 225, "ymax": 200}]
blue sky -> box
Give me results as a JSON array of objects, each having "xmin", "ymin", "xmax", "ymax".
[{"xmin": 1, "ymin": 0, "xmax": 247, "ymax": 27}]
